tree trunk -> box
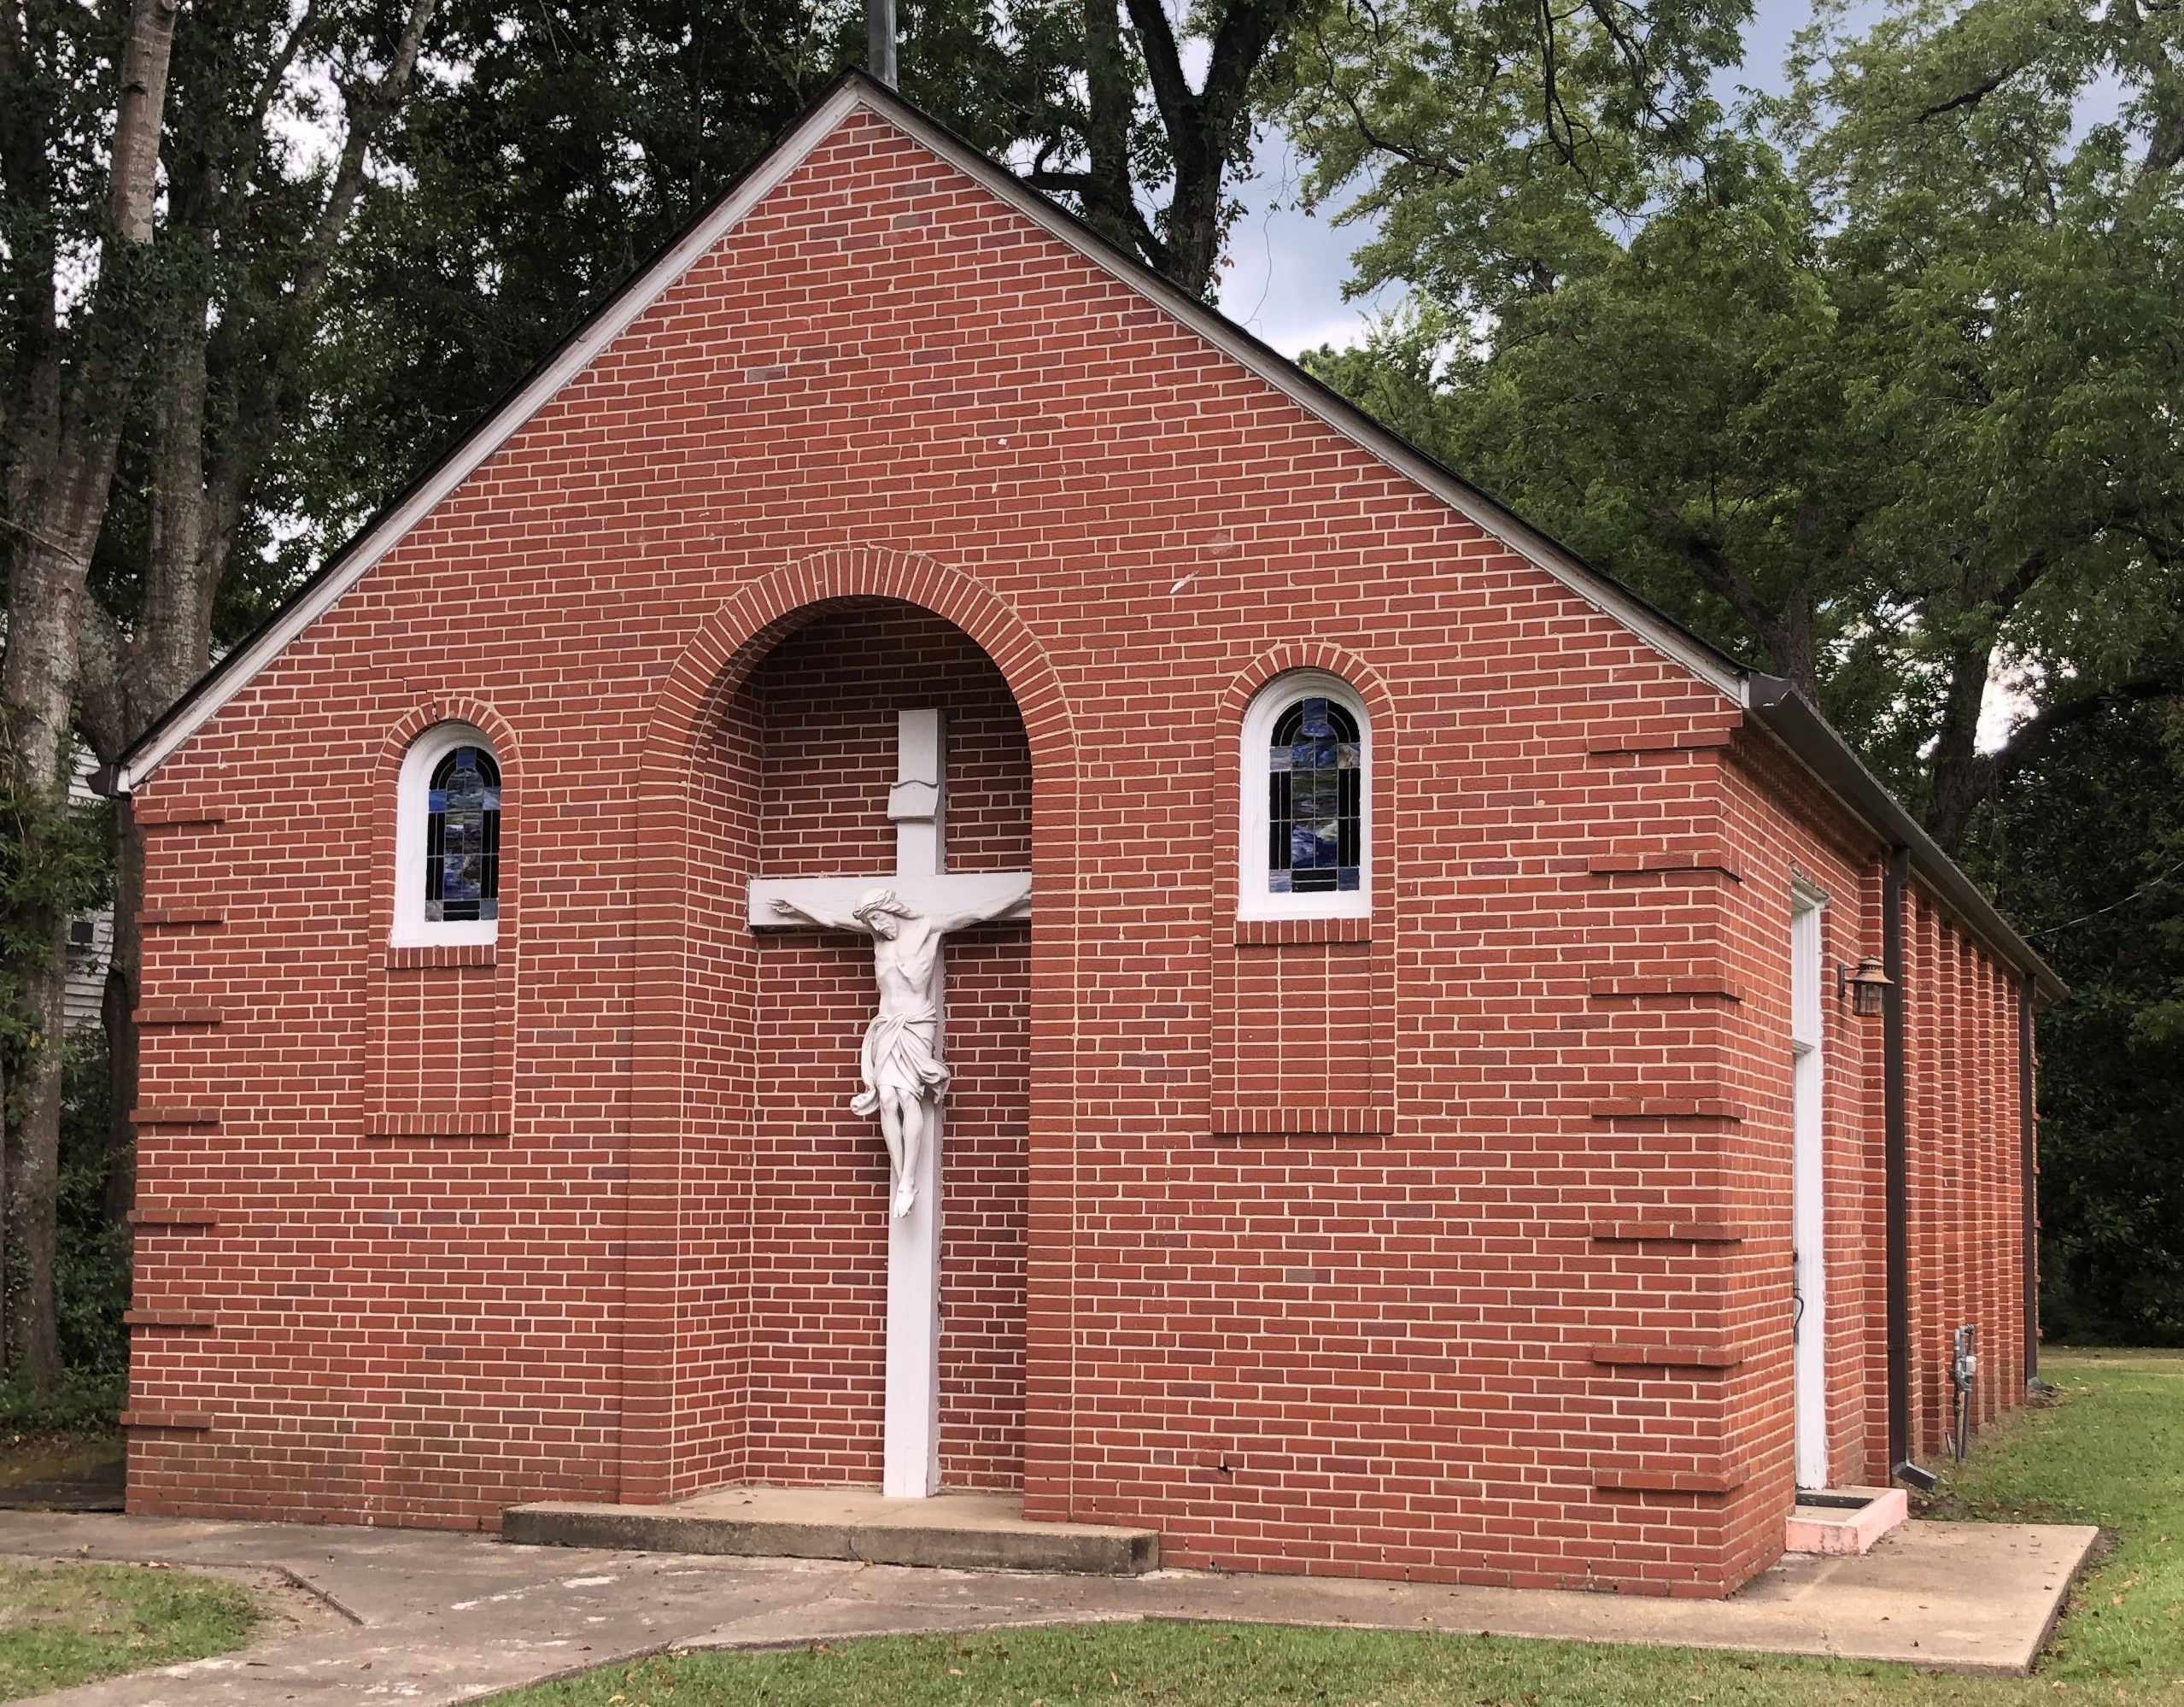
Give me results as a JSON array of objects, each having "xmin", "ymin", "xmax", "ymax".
[
  {"xmin": 1926, "ymin": 636, "xmax": 1994, "ymax": 858},
  {"xmin": 1080, "ymin": 0, "xmax": 1140, "ymax": 260},
  {"xmin": 0, "ymin": 0, "xmax": 181, "ymax": 1394},
  {"xmin": 5, "ymin": 945, "xmax": 66, "ymax": 1391},
  {"xmin": 1, "ymin": 530, "xmax": 99, "ymax": 1399}
]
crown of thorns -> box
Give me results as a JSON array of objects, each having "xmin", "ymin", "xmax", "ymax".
[{"xmin": 852, "ymin": 888, "xmax": 914, "ymax": 923}]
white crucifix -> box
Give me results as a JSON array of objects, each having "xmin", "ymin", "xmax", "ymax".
[{"xmin": 748, "ymin": 709, "xmax": 1031, "ymax": 1498}]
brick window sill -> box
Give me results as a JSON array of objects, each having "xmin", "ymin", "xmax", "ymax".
[
  {"xmin": 386, "ymin": 942, "xmax": 497, "ymax": 970},
  {"xmin": 1233, "ymin": 916, "xmax": 1372, "ymax": 945}
]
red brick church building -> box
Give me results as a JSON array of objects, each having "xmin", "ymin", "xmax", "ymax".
[{"xmin": 103, "ymin": 74, "xmax": 2060, "ymax": 1597}]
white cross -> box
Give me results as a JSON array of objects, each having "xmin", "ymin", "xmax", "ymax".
[{"xmin": 747, "ymin": 709, "xmax": 1031, "ymax": 1497}]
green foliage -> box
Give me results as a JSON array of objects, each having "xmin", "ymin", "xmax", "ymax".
[
  {"xmin": 1291, "ymin": 0, "xmax": 2184, "ymax": 1325},
  {"xmin": 1976, "ymin": 701, "xmax": 2184, "ymax": 1345},
  {"xmin": 1276, "ymin": 0, "xmax": 1750, "ymax": 321},
  {"xmin": 489, "ymin": 1357, "xmax": 2184, "ymax": 1705},
  {"xmin": 0, "ymin": 754, "xmax": 109, "ymax": 1124},
  {"xmin": 1291, "ymin": 0, "xmax": 2184, "ymax": 815},
  {"xmin": 264, "ymin": 0, "xmax": 847, "ymax": 577},
  {"xmin": 0, "ymin": 1561, "xmax": 260, "ymax": 1700},
  {"xmin": 53, "ymin": 1035, "xmax": 126, "ymax": 1387}
]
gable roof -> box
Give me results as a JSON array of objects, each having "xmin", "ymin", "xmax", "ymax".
[{"xmin": 99, "ymin": 72, "xmax": 2064, "ymax": 1000}]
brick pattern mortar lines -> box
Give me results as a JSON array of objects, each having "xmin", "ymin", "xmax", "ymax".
[{"xmin": 127, "ymin": 112, "xmax": 2036, "ymax": 1591}]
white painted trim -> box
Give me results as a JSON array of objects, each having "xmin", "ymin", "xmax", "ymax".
[
  {"xmin": 1790, "ymin": 888, "xmax": 1829, "ymax": 1488},
  {"xmin": 393, "ymin": 722, "xmax": 501, "ymax": 947},
  {"xmin": 1238, "ymin": 670, "xmax": 1372, "ymax": 923},
  {"xmin": 886, "ymin": 1110, "xmax": 944, "ymax": 1498},
  {"xmin": 1791, "ymin": 877, "xmax": 1828, "ymax": 1047},
  {"xmin": 116, "ymin": 79, "xmax": 1742, "ymax": 794}
]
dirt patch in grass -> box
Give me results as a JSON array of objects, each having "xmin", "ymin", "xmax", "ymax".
[
  {"xmin": 0, "ymin": 1430, "xmax": 123, "ymax": 1511},
  {"xmin": 0, "ymin": 1557, "xmax": 261, "ymax": 1699}
]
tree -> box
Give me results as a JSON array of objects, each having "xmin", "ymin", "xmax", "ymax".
[
  {"xmin": 1289, "ymin": 0, "xmax": 2184, "ymax": 1335},
  {"xmin": 2, "ymin": 0, "xmax": 184, "ymax": 1392},
  {"xmin": 1981, "ymin": 690, "xmax": 2184, "ymax": 1344},
  {"xmin": 1290, "ymin": 0, "xmax": 2184, "ymax": 848}
]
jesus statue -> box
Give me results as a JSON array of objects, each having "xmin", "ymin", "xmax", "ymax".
[{"xmin": 772, "ymin": 878, "xmax": 1031, "ymax": 1218}]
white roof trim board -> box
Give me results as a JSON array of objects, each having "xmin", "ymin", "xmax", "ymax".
[{"xmin": 109, "ymin": 79, "xmax": 1741, "ymax": 796}]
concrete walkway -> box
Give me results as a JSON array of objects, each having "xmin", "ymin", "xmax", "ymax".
[{"xmin": 0, "ymin": 1510, "xmax": 2099, "ymax": 1705}]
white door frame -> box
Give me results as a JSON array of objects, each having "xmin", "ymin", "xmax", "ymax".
[{"xmin": 1790, "ymin": 882, "xmax": 1829, "ymax": 1489}]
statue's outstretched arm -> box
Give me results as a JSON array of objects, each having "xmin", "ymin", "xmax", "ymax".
[
  {"xmin": 928, "ymin": 877, "xmax": 1033, "ymax": 935},
  {"xmin": 771, "ymin": 895, "xmax": 864, "ymax": 932}
]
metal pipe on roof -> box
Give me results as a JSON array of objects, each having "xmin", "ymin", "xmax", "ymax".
[{"xmin": 867, "ymin": 0, "xmax": 897, "ymax": 88}]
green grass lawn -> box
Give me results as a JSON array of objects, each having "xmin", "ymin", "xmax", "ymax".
[
  {"xmin": 0, "ymin": 1557, "xmax": 261, "ymax": 1699},
  {"xmin": 493, "ymin": 1349, "xmax": 2184, "ymax": 1707}
]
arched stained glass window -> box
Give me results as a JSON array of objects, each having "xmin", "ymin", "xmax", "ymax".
[
  {"xmin": 425, "ymin": 747, "xmax": 501, "ymax": 923},
  {"xmin": 1268, "ymin": 695, "xmax": 1361, "ymax": 894}
]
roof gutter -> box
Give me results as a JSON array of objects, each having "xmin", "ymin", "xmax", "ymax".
[{"xmin": 1741, "ymin": 674, "xmax": 2067, "ymax": 1004}]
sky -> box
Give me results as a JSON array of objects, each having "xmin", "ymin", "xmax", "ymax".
[{"xmin": 1213, "ymin": 0, "xmax": 1826, "ymax": 355}]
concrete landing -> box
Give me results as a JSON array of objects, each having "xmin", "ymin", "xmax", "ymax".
[
  {"xmin": 0, "ymin": 1510, "xmax": 2100, "ymax": 1704},
  {"xmin": 503, "ymin": 1487, "xmax": 1160, "ymax": 1575}
]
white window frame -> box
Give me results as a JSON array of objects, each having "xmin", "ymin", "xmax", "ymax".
[
  {"xmin": 393, "ymin": 722, "xmax": 501, "ymax": 947},
  {"xmin": 1238, "ymin": 671, "xmax": 1372, "ymax": 923}
]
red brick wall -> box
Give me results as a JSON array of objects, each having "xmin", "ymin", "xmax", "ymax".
[
  {"xmin": 124, "ymin": 107, "xmax": 2036, "ymax": 1590},
  {"xmin": 1900, "ymin": 891, "xmax": 2029, "ymax": 1462}
]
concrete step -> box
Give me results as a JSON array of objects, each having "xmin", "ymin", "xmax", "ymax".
[
  {"xmin": 503, "ymin": 1486, "xmax": 1160, "ymax": 1575},
  {"xmin": 1783, "ymin": 1485, "xmax": 1910, "ymax": 1556}
]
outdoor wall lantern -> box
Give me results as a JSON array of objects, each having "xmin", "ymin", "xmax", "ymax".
[{"xmin": 1837, "ymin": 957, "xmax": 1892, "ymax": 1018}]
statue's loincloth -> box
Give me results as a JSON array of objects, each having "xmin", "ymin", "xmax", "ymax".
[{"xmin": 851, "ymin": 1004, "xmax": 950, "ymax": 1115}]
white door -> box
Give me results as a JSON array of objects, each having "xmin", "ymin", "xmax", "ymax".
[{"xmin": 1790, "ymin": 889, "xmax": 1829, "ymax": 1488}]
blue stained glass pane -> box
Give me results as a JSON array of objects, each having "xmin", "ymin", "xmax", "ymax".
[
  {"xmin": 1291, "ymin": 827, "xmax": 1332, "ymax": 868},
  {"xmin": 442, "ymin": 859, "xmax": 479, "ymax": 902},
  {"xmin": 1267, "ymin": 694, "xmax": 1364, "ymax": 896},
  {"xmin": 423, "ymin": 739, "xmax": 501, "ymax": 922}
]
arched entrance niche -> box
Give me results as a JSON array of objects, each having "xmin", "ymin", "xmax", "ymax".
[{"xmin": 621, "ymin": 550, "xmax": 1077, "ymax": 1505}]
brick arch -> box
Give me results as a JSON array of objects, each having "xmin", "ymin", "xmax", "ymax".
[
  {"xmin": 620, "ymin": 548, "xmax": 1080, "ymax": 1504},
  {"xmin": 367, "ymin": 697, "xmax": 526, "ymax": 947},
  {"xmin": 1215, "ymin": 641, "xmax": 1396, "ymax": 728},
  {"xmin": 641, "ymin": 548, "xmax": 1076, "ymax": 779},
  {"xmin": 1215, "ymin": 642, "xmax": 1399, "ymax": 912}
]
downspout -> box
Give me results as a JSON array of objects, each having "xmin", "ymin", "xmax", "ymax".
[
  {"xmin": 1883, "ymin": 847, "xmax": 1934, "ymax": 1490},
  {"xmin": 2020, "ymin": 976, "xmax": 2046, "ymax": 1390}
]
